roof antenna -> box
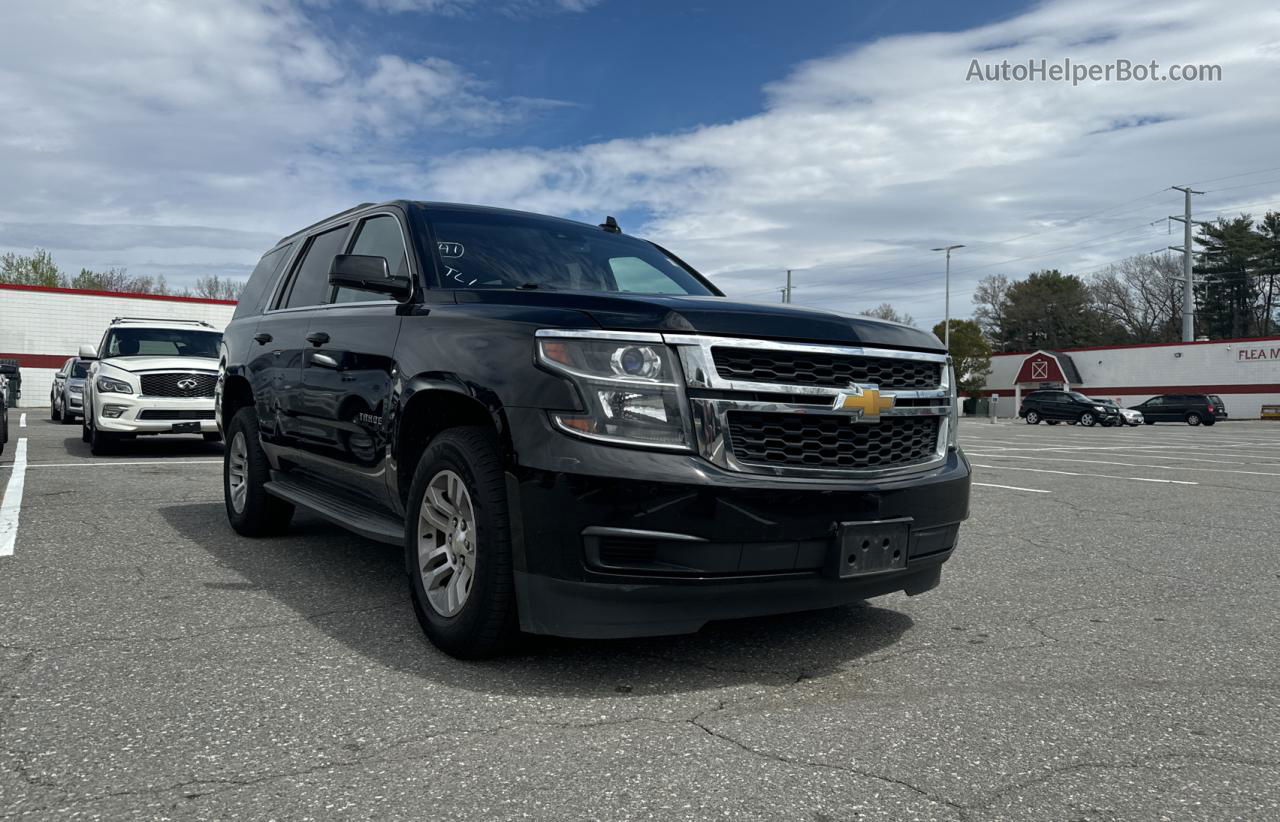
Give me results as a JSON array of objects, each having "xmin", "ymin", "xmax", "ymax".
[{"xmin": 599, "ymin": 216, "xmax": 621, "ymax": 233}]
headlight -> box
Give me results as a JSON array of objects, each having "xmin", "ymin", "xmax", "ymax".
[
  {"xmin": 96, "ymin": 375, "xmax": 133, "ymax": 395},
  {"xmin": 537, "ymin": 334, "xmax": 690, "ymax": 450},
  {"xmin": 1093, "ymin": 405, "xmax": 1105, "ymax": 412}
]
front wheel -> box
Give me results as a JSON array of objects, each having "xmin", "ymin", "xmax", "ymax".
[
  {"xmin": 224, "ymin": 408, "xmax": 294, "ymax": 536},
  {"xmin": 407, "ymin": 427, "xmax": 518, "ymax": 659},
  {"xmin": 1186, "ymin": 413, "xmax": 1202, "ymax": 426},
  {"xmin": 1024, "ymin": 410, "xmax": 1041, "ymax": 424},
  {"xmin": 88, "ymin": 416, "xmax": 121, "ymax": 455},
  {"xmin": 1080, "ymin": 412, "xmax": 1096, "ymax": 427}
]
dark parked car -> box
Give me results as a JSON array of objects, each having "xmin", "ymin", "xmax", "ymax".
[
  {"xmin": 0, "ymin": 374, "xmax": 8, "ymax": 457},
  {"xmin": 1019, "ymin": 389, "xmax": 1120, "ymax": 427},
  {"xmin": 1129, "ymin": 394, "xmax": 1219, "ymax": 426},
  {"xmin": 50, "ymin": 357, "xmax": 89, "ymax": 423},
  {"xmin": 216, "ymin": 201, "xmax": 970, "ymax": 658}
]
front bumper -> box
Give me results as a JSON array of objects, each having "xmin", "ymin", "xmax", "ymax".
[
  {"xmin": 94, "ymin": 394, "xmax": 217, "ymax": 434},
  {"xmin": 504, "ymin": 408, "xmax": 971, "ymax": 638}
]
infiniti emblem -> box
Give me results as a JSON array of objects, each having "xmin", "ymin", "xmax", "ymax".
[{"xmin": 177, "ymin": 378, "xmax": 199, "ymax": 390}]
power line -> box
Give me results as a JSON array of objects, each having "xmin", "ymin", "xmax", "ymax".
[{"xmin": 1187, "ymin": 165, "xmax": 1280, "ymax": 187}]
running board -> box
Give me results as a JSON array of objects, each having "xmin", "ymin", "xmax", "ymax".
[{"xmin": 265, "ymin": 477, "xmax": 404, "ymax": 545}]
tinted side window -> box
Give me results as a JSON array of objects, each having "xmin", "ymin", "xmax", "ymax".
[
  {"xmin": 234, "ymin": 243, "xmax": 293, "ymax": 319},
  {"xmin": 281, "ymin": 226, "xmax": 349, "ymax": 309},
  {"xmin": 1146, "ymin": 396, "xmax": 1166, "ymax": 406},
  {"xmin": 332, "ymin": 215, "xmax": 408, "ymax": 304}
]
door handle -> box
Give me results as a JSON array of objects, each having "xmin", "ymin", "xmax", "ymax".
[
  {"xmin": 254, "ymin": 333, "xmax": 273, "ymax": 345},
  {"xmin": 306, "ymin": 332, "xmax": 330, "ymax": 347}
]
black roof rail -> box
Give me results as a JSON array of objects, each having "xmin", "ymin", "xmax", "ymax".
[
  {"xmin": 278, "ymin": 202, "xmax": 376, "ymax": 244},
  {"xmin": 111, "ymin": 317, "xmax": 215, "ymax": 328}
]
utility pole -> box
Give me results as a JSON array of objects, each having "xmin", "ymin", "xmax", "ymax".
[
  {"xmin": 1172, "ymin": 184, "xmax": 1198, "ymax": 338},
  {"xmin": 931, "ymin": 245, "xmax": 964, "ymax": 349},
  {"xmin": 780, "ymin": 269, "xmax": 793, "ymax": 303}
]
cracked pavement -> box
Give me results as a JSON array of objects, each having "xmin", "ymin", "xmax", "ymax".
[{"xmin": 0, "ymin": 416, "xmax": 1277, "ymax": 820}]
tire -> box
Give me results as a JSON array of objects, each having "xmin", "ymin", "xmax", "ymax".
[
  {"xmin": 81, "ymin": 416, "xmax": 90, "ymax": 442},
  {"xmin": 1186, "ymin": 413, "xmax": 1202, "ymax": 426},
  {"xmin": 1203, "ymin": 419, "xmax": 1216, "ymax": 427},
  {"xmin": 1080, "ymin": 412, "xmax": 1096, "ymax": 427},
  {"xmin": 51, "ymin": 400, "xmax": 61, "ymax": 421},
  {"xmin": 203, "ymin": 432, "xmax": 223, "ymax": 443},
  {"xmin": 406, "ymin": 426, "xmax": 518, "ymax": 659},
  {"xmin": 88, "ymin": 415, "xmax": 121, "ymax": 455},
  {"xmin": 1024, "ymin": 410, "xmax": 1041, "ymax": 424},
  {"xmin": 224, "ymin": 408, "xmax": 293, "ymax": 537}
]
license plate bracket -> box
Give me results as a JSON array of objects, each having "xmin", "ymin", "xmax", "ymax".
[
  {"xmin": 171, "ymin": 421, "xmax": 201, "ymax": 433},
  {"xmin": 832, "ymin": 518, "xmax": 911, "ymax": 578}
]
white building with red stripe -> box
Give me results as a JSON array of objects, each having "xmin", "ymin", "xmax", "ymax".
[
  {"xmin": 980, "ymin": 336, "xmax": 1280, "ymax": 419},
  {"xmin": 0, "ymin": 284, "xmax": 236, "ymax": 408}
]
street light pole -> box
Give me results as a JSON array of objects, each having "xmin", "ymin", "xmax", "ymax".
[{"xmin": 931, "ymin": 244, "xmax": 965, "ymax": 349}]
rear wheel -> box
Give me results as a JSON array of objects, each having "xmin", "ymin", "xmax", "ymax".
[
  {"xmin": 1186, "ymin": 413, "xmax": 1202, "ymax": 426},
  {"xmin": 407, "ymin": 426, "xmax": 518, "ymax": 659},
  {"xmin": 224, "ymin": 408, "xmax": 294, "ymax": 536},
  {"xmin": 1024, "ymin": 410, "xmax": 1041, "ymax": 424},
  {"xmin": 1080, "ymin": 412, "xmax": 1096, "ymax": 427}
]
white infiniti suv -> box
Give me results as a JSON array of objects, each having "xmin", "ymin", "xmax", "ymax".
[{"xmin": 80, "ymin": 318, "xmax": 223, "ymax": 455}]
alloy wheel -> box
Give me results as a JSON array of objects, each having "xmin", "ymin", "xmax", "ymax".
[
  {"xmin": 227, "ymin": 431, "xmax": 249, "ymax": 514},
  {"xmin": 417, "ymin": 469, "xmax": 478, "ymax": 618}
]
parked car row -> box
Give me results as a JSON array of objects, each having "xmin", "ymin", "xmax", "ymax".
[{"xmin": 1019, "ymin": 390, "xmax": 1227, "ymax": 427}]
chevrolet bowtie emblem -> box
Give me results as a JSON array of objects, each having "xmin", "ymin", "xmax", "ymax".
[{"xmin": 832, "ymin": 384, "xmax": 894, "ymax": 422}]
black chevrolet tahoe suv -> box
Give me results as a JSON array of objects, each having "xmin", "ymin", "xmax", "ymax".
[
  {"xmin": 217, "ymin": 201, "xmax": 970, "ymax": 657},
  {"xmin": 1019, "ymin": 389, "xmax": 1121, "ymax": 427}
]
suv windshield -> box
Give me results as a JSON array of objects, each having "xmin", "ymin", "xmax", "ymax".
[
  {"xmin": 424, "ymin": 210, "xmax": 715, "ymax": 295},
  {"xmin": 103, "ymin": 328, "xmax": 221, "ymax": 358}
]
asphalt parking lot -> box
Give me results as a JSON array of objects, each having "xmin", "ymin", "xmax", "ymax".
[{"xmin": 1, "ymin": 413, "xmax": 1278, "ymax": 820}]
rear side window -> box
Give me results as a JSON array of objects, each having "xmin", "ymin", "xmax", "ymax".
[
  {"xmin": 233, "ymin": 244, "xmax": 293, "ymax": 319},
  {"xmin": 332, "ymin": 214, "xmax": 408, "ymax": 304},
  {"xmin": 280, "ymin": 225, "xmax": 349, "ymax": 309}
]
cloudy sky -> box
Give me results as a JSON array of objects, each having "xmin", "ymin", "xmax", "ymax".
[{"xmin": 2, "ymin": 0, "xmax": 1279, "ymax": 325}]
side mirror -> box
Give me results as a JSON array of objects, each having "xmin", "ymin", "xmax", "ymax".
[
  {"xmin": 78, "ymin": 344, "xmax": 98, "ymax": 360},
  {"xmin": 328, "ymin": 254, "xmax": 412, "ymax": 301}
]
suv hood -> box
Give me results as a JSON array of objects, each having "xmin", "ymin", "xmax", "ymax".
[
  {"xmin": 100, "ymin": 356, "xmax": 219, "ymax": 373},
  {"xmin": 459, "ymin": 291, "xmax": 946, "ymax": 352}
]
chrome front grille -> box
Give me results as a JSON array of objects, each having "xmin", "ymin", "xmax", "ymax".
[
  {"xmin": 727, "ymin": 412, "xmax": 941, "ymax": 470},
  {"xmin": 667, "ymin": 334, "xmax": 953, "ymax": 478},
  {"xmin": 712, "ymin": 347, "xmax": 942, "ymax": 390},
  {"xmin": 139, "ymin": 371, "xmax": 217, "ymax": 398}
]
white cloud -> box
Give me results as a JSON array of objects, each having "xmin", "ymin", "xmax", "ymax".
[
  {"xmin": 1, "ymin": 0, "xmax": 1278, "ymax": 321},
  {"xmin": 418, "ymin": 0, "xmax": 1280, "ymax": 325},
  {"xmin": 355, "ymin": 0, "xmax": 601, "ymax": 15}
]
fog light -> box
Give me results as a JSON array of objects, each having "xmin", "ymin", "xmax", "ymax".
[{"xmin": 102, "ymin": 404, "xmax": 128, "ymax": 419}]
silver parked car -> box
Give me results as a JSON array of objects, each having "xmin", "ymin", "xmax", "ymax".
[
  {"xmin": 1094, "ymin": 398, "xmax": 1143, "ymax": 427},
  {"xmin": 51, "ymin": 357, "xmax": 90, "ymax": 423}
]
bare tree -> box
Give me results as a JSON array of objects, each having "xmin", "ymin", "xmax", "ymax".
[
  {"xmin": 1089, "ymin": 253, "xmax": 1182, "ymax": 343},
  {"xmin": 193, "ymin": 275, "xmax": 245, "ymax": 301},
  {"xmin": 860, "ymin": 303, "xmax": 916, "ymax": 326},
  {"xmin": 971, "ymin": 274, "xmax": 1010, "ymax": 344}
]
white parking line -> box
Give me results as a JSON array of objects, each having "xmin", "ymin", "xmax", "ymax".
[
  {"xmin": 18, "ymin": 413, "xmax": 26, "ymax": 428},
  {"xmin": 0, "ymin": 439, "xmax": 28, "ymax": 557},
  {"xmin": 970, "ymin": 462, "xmax": 1198, "ymax": 485},
  {"xmin": 16, "ymin": 459, "xmax": 222, "ymax": 469},
  {"xmin": 965, "ymin": 452, "xmax": 1280, "ymax": 476},
  {"xmin": 973, "ymin": 481, "xmax": 1050, "ymax": 494}
]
